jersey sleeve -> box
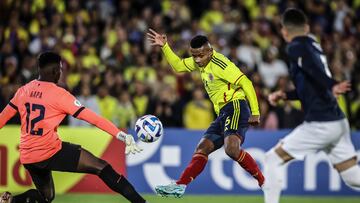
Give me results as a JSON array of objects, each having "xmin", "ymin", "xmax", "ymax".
[
  {"xmin": 287, "ymin": 42, "xmax": 336, "ymax": 89},
  {"xmin": 0, "ymin": 88, "xmax": 21, "ymax": 128},
  {"xmin": 9, "ymin": 87, "xmax": 22, "ymax": 109},
  {"xmin": 76, "ymin": 108, "xmax": 120, "ymax": 137},
  {"xmin": 216, "ymin": 63, "xmax": 260, "ymax": 116},
  {"xmin": 161, "ymin": 43, "xmax": 197, "ymax": 72},
  {"xmin": 0, "ymin": 104, "xmax": 17, "ymax": 129},
  {"xmin": 56, "ymin": 90, "xmax": 85, "ymax": 116}
]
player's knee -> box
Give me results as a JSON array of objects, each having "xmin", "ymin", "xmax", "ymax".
[
  {"xmin": 94, "ymin": 159, "xmax": 109, "ymax": 174},
  {"xmin": 224, "ymin": 146, "xmax": 238, "ymax": 160},
  {"xmin": 195, "ymin": 144, "xmax": 213, "ymax": 155},
  {"xmin": 265, "ymin": 148, "xmax": 288, "ymax": 165},
  {"xmin": 97, "ymin": 159, "xmax": 108, "ymax": 168}
]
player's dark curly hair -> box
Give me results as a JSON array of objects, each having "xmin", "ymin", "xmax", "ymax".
[
  {"xmin": 190, "ymin": 35, "xmax": 209, "ymax": 48},
  {"xmin": 38, "ymin": 51, "xmax": 61, "ymax": 69}
]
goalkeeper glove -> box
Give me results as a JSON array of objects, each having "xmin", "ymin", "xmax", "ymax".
[{"xmin": 116, "ymin": 131, "xmax": 143, "ymax": 155}]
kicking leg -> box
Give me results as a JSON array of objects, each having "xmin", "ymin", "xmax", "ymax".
[
  {"xmin": 224, "ymin": 134, "xmax": 264, "ymax": 187},
  {"xmin": 177, "ymin": 138, "xmax": 216, "ymax": 185},
  {"xmin": 263, "ymin": 146, "xmax": 293, "ymax": 203},
  {"xmin": 77, "ymin": 148, "xmax": 146, "ymax": 203},
  {"xmin": 155, "ymin": 137, "xmax": 218, "ymax": 198}
]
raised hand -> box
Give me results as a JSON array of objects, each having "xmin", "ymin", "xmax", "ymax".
[
  {"xmin": 147, "ymin": 28, "xmax": 167, "ymax": 47},
  {"xmin": 332, "ymin": 80, "xmax": 351, "ymax": 98},
  {"xmin": 268, "ymin": 90, "xmax": 286, "ymax": 106}
]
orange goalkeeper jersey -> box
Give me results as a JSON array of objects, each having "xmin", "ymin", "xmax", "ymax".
[{"xmin": 0, "ymin": 80, "xmax": 120, "ymax": 164}]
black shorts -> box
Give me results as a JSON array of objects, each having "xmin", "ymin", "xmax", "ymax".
[
  {"xmin": 204, "ymin": 100, "xmax": 250, "ymax": 149},
  {"xmin": 24, "ymin": 142, "xmax": 81, "ymax": 177}
]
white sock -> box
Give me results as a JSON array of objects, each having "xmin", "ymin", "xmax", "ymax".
[
  {"xmin": 263, "ymin": 149, "xmax": 285, "ymax": 203},
  {"xmin": 340, "ymin": 164, "xmax": 360, "ymax": 191}
]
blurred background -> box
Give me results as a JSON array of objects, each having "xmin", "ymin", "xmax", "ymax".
[
  {"xmin": 1, "ymin": 0, "xmax": 360, "ymax": 130},
  {"xmin": 0, "ymin": 0, "xmax": 359, "ymax": 202}
]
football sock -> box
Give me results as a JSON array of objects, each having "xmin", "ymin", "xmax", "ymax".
[
  {"xmin": 340, "ymin": 164, "xmax": 360, "ymax": 191},
  {"xmin": 263, "ymin": 149, "xmax": 285, "ymax": 203},
  {"xmin": 176, "ymin": 152, "xmax": 208, "ymax": 185},
  {"xmin": 236, "ymin": 149, "xmax": 264, "ymax": 187},
  {"xmin": 12, "ymin": 189, "xmax": 47, "ymax": 203},
  {"xmin": 99, "ymin": 165, "xmax": 145, "ymax": 203}
]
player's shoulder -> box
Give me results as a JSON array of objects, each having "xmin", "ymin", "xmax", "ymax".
[
  {"xmin": 16, "ymin": 80, "xmax": 37, "ymax": 95},
  {"xmin": 51, "ymin": 85, "xmax": 74, "ymax": 100},
  {"xmin": 288, "ymin": 35, "xmax": 317, "ymax": 50},
  {"xmin": 288, "ymin": 35, "xmax": 323, "ymax": 57},
  {"xmin": 32, "ymin": 80, "xmax": 72, "ymax": 98},
  {"xmin": 211, "ymin": 50, "xmax": 232, "ymax": 70},
  {"xmin": 287, "ymin": 36, "xmax": 310, "ymax": 58}
]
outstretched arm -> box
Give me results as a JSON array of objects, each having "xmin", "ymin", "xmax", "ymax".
[
  {"xmin": 0, "ymin": 103, "xmax": 17, "ymax": 129},
  {"xmin": 75, "ymin": 108, "xmax": 142, "ymax": 155},
  {"xmin": 147, "ymin": 29, "xmax": 196, "ymax": 73},
  {"xmin": 57, "ymin": 90, "xmax": 142, "ymax": 154},
  {"xmin": 75, "ymin": 107, "xmax": 119, "ymax": 137}
]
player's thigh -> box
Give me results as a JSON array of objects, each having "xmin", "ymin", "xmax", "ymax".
[
  {"xmin": 76, "ymin": 148, "xmax": 108, "ymax": 174},
  {"xmin": 202, "ymin": 116, "xmax": 223, "ymax": 154},
  {"xmin": 46, "ymin": 142, "xmax": 82, "ymax": 172},
  {"xmin": 327, "ymin": 119, "xmax": 357, "ymax": 168},
  {"xmin": 23, "ymin": 164, "xmax": 54, "ymax": 200},
  {"xmin": 223, "ymin": 100, "xmax": 250, "ymax": 144},
  {"xmin": 47, "ymin": 142, "xmax": 107, "ymax": 174},
  {"xmin": 195, "ymin": 137, "xmax": 219, "ymax": 155},
  {"xmin": 281, "ymin": 120, "xmax": 344, "ymax": 160}
]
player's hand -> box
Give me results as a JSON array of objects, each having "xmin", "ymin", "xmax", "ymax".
[
  {"xmin": 147, "ymin": 28, "xmax": 167, "ymax": 47},
  {"xmin": 268, "ymin": 90, "xmax": 286, "ymax": 106},
  {"xmin": 332, "ymin": 81, "xmax": 351, "ymax": 98},
  {"xmin": 116, "ymin": 131, "xmax": 143, "ymax": 155},
  {"xmin": 248, "ymin": 115, "xmax": 260, "ymax": 126}
]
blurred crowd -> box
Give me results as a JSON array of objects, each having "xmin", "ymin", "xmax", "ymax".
[{"xmin": 1, "ymin": 0, "xmax": 360, "ymax": 130}]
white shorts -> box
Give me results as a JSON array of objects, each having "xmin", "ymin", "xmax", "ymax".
[{"xmin": 281, "ymin": 118, "xmax": 356, "ymax": 165}]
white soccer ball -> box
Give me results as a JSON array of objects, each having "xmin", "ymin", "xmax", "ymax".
[{"xmin": 135, "ymin": 115, "xmax": 163, "ymax": 143}]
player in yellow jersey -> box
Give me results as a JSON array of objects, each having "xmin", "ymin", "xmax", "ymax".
[{"xmin": 147, "ymin": 29, "xmax": 264, "ymax": 198}]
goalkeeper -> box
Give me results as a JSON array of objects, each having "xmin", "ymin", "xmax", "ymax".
[{"xmin": 0, "ymin": 52, "xmax": 145, "ymax": 203}]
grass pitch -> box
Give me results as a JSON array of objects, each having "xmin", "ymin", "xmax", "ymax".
[{"xmin": 53, "ymin": 194, "xmax": 359, "ymax": 203}]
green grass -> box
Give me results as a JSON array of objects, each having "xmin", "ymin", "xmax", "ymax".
[{"xmin": 52, "ymin": 194, "xmax": 360, "ymax": 203}]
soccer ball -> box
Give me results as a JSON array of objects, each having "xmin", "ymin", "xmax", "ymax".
[{"xmin": 135, "ymin": 115, "xmax": 163, "ymax": 143}]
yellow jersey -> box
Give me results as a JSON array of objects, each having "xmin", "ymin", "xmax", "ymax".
[{"xmin": 161, "ymin": 43, "xmax": 259, "ymax": 116}]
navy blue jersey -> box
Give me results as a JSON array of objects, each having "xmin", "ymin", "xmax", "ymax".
[{"xmin": 285, "ymin": 36, "xmax": 344, "ymax": 122}]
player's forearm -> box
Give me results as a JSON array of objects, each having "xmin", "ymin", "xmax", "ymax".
[
  {"xmin": 76, "ymin": 108, "xmax": 120, "ymax": 137},
  {"xmin": 0, "ymin": 104, "xmax": 17, "ymax": 129},
  {"xmin": 161, "ymin": 43, "xmax": 191, "ymax": 72},
  {"xmin": 236, "ymin": 76, "xmax": 260, "ymax": 115}
]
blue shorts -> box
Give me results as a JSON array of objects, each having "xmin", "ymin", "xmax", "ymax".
[{"xmin": 204, "ymin": 100, "xmax": 250, "ymax": 149}]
